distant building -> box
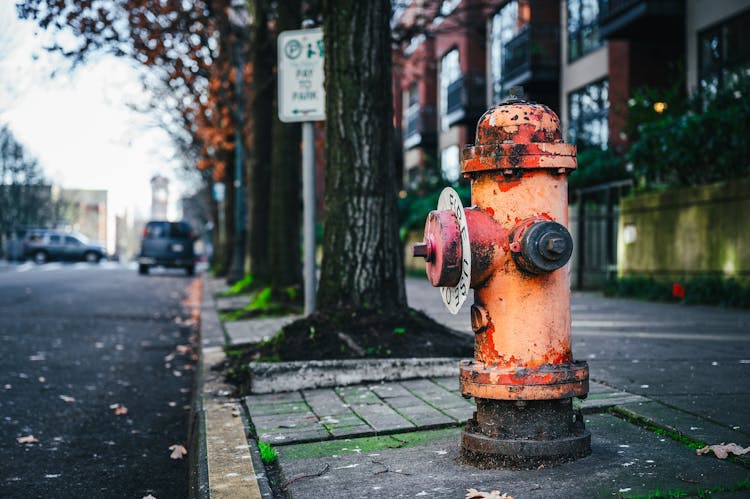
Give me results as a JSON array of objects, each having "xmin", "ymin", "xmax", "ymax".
[
  {"xmin": 58, "ymin": 188, "xmax": 107, "ymax": 244},
  {"xmin": 150, "ymin": 175, "xmax": 169, "ymax": 220}
]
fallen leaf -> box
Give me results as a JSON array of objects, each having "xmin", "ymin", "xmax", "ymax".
[
  {"xmin": 696, "ymin": 443, "xmax": 750, "ymax": 459},
  {"xmin": 38, "ymin": 377, "xmax": 46, "ymax": 383},
  {"xmin": 17, "ymin": 435, "xmax": 39, "ymax": 444},
  {"xmin": 172, "ymin": 370, "xmax": 182, "ymax": 377},
  {"xmin": 142, "ymin": 495, "xmax": 157, "ymax": 499},
  {"xmin": 176, "ymin": 345, "xmax": 190, "ymax": 354},
  {"xmin": 180, "ymin": 388, "xmax": 190, "ymax": 394},
  {"xmin": 29, "ymin": 354, "xmax": 46, "ymax": 361},
  {"xmin": 168, "ymin": 401, "xmax": 177, "ymax": 407},
  {"xmin": 111, "ymin": 404, "xmax": 128, "ymax": 415},
  {"xmin": 59, "ymin": 395, "xmax": 76, "ymax": 403},
  {"xmin": 465, "ymin": 489, "xmax": 513, "ymax": 499},
  {"xmin": 169, "ymin": 444, "xmax": 188, "ymax": 459},
  {"xmin": 164, "ymin": 353, "xmax": 175, "ymax": 362}
]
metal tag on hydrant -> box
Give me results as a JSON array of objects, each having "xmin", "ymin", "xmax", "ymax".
[{"xmin": 437, "ymin": 187, "xmax": 471, "ymax": 314}]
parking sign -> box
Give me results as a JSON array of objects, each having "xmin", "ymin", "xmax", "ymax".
[{"xmin": 277, "ymin": 28, "xmax": 326, "ymax": 122}]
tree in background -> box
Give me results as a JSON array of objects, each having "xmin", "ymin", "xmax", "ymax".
[
  {"xmin": 18, "ymin": 1, "xmax": 265, "ymax": 278},
  {"xmin": 0, "ymin": 125, "xmax": 64, "ymax": 252}
]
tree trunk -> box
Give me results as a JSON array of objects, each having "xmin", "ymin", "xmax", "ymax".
[
  {"xmin": 247, "ymin": 0, "xmax": 274, "ymax": 284},
  {"xmin": 268, "ymin": 0, "xmax": 303, "ymax": 296},
  {"xmin": 222, "ymin": 174, "xmax": 235, "ymax": 276},
  {"xmin": 317, "ymin": 0, "xmax": 407, "ymax": 313}
]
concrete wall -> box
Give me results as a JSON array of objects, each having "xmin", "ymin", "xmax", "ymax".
[
  {"xmin": 686, "ymin": 0, "xmax": 750, "ymax": 93},
  {"xmin": 618, "ymin": 177, "xmax": 750, "ymax": 279}
]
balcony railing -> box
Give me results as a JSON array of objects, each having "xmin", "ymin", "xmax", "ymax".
[
  {"xmin": 442, "ymin": 73, "xmax": 486, "ymax": 129},
  {"xmin": 598, "ymin": 0, "xmax": 683, "ymax": 38},
  {"xmin": 501, "ymin": 24, "xmax": 559, "ymax": 87}
]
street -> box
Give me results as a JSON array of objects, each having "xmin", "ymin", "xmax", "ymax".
[{"xmin": 0, "ymin": 263, "xmax": 197, "ymax": 498}]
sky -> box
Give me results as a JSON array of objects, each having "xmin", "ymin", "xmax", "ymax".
[{"xmin": 0, "ymin": 1, "xmax": 195, "ymax": 246}]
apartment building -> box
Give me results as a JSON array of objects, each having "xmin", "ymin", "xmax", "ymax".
[
  {"xmin": 394, "ymin": 1, "xmax": 563, "ymax": 186},
  {"xmin": 393, "ymin": 0, "xmax": 750, "ymax": 184}
]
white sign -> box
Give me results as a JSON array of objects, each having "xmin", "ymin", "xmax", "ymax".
[
  {"xmin": 437, "ymin": 187, "xmax": 471, "ymax": 314},
  {"xmin": 278, "ymin": 28, "xmax": 326, "ymax": 122}
]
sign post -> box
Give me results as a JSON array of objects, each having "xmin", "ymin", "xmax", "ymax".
[{"xmin": 278, "ymin": 28, "xmax": 325, "ymax": 316}]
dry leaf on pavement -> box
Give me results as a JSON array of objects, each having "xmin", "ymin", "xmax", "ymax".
[
  {"xmin": 17, "ymin": 435, "xmax": 39, "ymax": 444},
  {"xmin": 59, "ymin": 395, "xmax": 76, "ymax": 403},
  {"xmin": 142, "ymin": 495, "xmax": 157, "ymax": 499},
  {"xmin": 696, "ymin": 443, "xmax": 750, "ymax": 459},
  {"xmin": 466, "ymin": 488, "xmax": 513, "ymax": 499},
  {"xmin": 169, "ymin": 444, "xmax": 188, "ymax": 459},
  {"xmin": 110, "ymin": 403, "xmax": 128, "ymax": 415},
  {"xmin": 176, "ymin": 345, "xmax": 190, "ymax": 354}
]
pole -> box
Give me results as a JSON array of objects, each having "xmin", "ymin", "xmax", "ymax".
[
  {"xmin": 303, "ymin": 121, "xmax": 316, "ymax": 315},
  {"xmin": 227, "ymin": 50, "xmax": 247, "ymax": 284}
]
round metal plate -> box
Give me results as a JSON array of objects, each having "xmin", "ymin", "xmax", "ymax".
[{"xmin": 437, "ymin": 187, "xmax": 471, "ymax": 314}]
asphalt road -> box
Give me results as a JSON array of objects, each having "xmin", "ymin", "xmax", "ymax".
[{"xmin": 0, "ymin": 263, "xmax": 198, "ymax": 498}]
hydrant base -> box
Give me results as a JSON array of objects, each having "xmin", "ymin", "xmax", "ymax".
[
  {"xmin": 459, "ymin": 397, "xmax": 591, "ymax": 469},
  {"xmin": 459, "ymin": 429, "xmax": 592, "ymax": 469}
]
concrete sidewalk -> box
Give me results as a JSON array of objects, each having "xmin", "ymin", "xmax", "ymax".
[{"xmin": 192, "ymin": 276, "xmax": 750, "ymax": 498}]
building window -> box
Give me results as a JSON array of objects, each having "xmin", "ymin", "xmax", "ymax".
[
  {"xmin": 568, "ymin": 79, "xmax": 609, "ymax": 147},
  {"xmin": 404, "ymin": 82, "xmax": 419, "ymax": 142},
  {"xmin": 489, "ymin": 1, "xmax": 521, "ymax": 103},
  {"xmin": 698, "ymin": 9, "xmax": 750, "ymax": 94},
  {"xmin": 567, "ymin": 0, "xmax": 602, "ymax": 62},
  {"xmin": 440, "ymin": 49, "xmax": 461, "ymax": 131},
  {"xmin": 441, "ymin": 145, "xmax": 461, "ymax": 183}
]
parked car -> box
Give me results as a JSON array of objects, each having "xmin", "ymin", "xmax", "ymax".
[
  {"xmin": 137, "ymin": 221, "xmax": 196, "ymax": 275},
  {"xmin": 22, "ymin": 229, "xmax": 107, "ymax": 264}
]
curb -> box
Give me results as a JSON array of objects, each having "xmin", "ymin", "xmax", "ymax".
[
  {"xmin": 190, "ymin": 276, "xmax": 270, "ymax": 498},
  {"xmin": 249, "ymin": 357, "xmax": 462, "ymax": 394}
]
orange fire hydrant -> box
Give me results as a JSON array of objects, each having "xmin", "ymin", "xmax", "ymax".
[{"xmin": 413, "ymin": 94, "xmax": 590, "ymax": 468}]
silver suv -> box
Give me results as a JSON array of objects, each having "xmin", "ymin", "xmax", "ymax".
[{"xmin": 22, "ymin": 230, "xmax": 106, "ymax": 264}]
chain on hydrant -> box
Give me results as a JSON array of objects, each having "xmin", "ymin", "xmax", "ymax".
[{"xmin": 413, "ymin": 94, "xmax": 590, "ymax": 468}]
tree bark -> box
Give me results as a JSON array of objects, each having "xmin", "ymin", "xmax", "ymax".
[
  {"xmin": 247, "ymin": 0, "xmax": 274, "ymax": 284},
  {"xmin": 317, "ymin": 0, "xmax": 407, "ymax": 312},
  {"xmin": 268, "ymin": 0, "xmax": 303, "ymax": 296}
]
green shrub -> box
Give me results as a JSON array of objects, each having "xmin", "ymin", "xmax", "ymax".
[
  {"xmin": 606, "ymin": 275, "xmax": 750, "ymax": 308},
  {"xmin": 628, "ymin": 74, "xmax": 750, "ymax": 187},
  {"xmin": 568, "ymin": 147, "xmax": 631, "ymax": 191},
  {"xmin": 222, "ymin": 274, "xmax": 254, "ymax": 296}
]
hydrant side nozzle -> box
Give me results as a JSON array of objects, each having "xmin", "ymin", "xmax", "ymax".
[{"xmin": 511, "ymin": 221, "xmax": 573, "ymax": 275}]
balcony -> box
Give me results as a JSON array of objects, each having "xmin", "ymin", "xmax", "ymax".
[
  {"xmin": 598, "ymin": 0, "xmax": 683, "ymax": 39},
  {"xmin": 501, "ymin": 24, "xmax": 559, "ymax": 89},
  {"xmin": 403, "ymin": 104, "xmax": 437, "ymax": 150},
  {"xmin": 443, "ymin": 73, "xmax": 486, "ymax": 129}
]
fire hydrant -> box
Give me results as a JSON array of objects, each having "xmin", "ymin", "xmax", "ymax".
[{"xmin": 413, "ymin": 95, "xmax": 590, "ymax": 468}]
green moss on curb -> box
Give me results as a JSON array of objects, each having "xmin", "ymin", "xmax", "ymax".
[
  {"xmin": 609, "ymin": 406, "xmax": 707, "ymax": 451},
  {"xmin": 278, "ymin": 427, "xmax": 460, "ymax": 461},
  {"xmin": 626, "ymin": 477, "xmax": 750, "ymax": 499},
  {"xmin": 258, "ymin": 441, "xmax": 278, "ymax": 465}
]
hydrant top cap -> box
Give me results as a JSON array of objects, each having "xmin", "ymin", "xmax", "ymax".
[{"xmin": 475, "ymin": 102, "xmax": 563, "ymax": 146}]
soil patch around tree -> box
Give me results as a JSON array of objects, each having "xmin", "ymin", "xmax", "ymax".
[{"xmin": 268, "ymin": 308, "xmax": 473, "ymax": 360}]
